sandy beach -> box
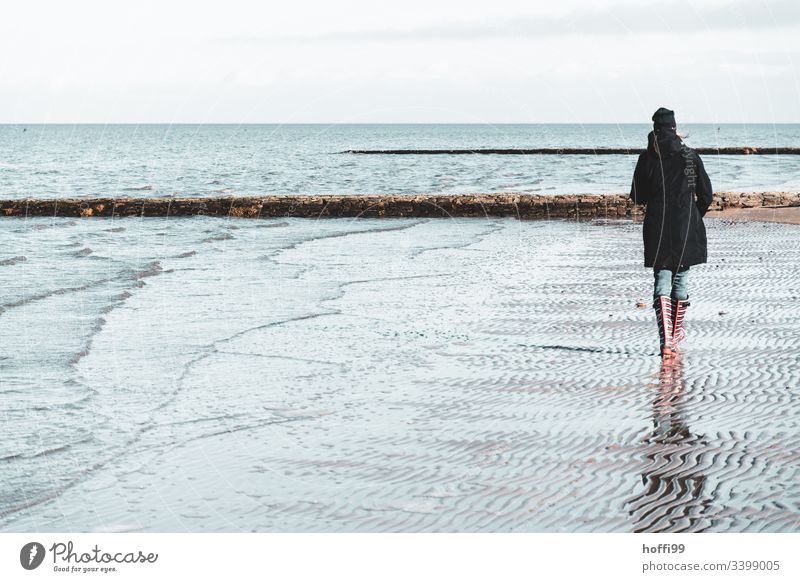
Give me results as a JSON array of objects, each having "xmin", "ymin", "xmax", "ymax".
[
  {"xmin": 706, "ymin": 205, "xmax": 800, "ymax": 224},
  {"xmin": 1, "ymin": 212, "xmax": 798, "ymax": 533}
]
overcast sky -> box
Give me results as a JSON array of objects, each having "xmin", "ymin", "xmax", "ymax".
[{"xmin": 1, "ymin": 0, "xmax": 798, "ymax": 123}]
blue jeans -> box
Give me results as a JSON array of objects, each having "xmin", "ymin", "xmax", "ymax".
[{"xmin": 653, "ymin": 267, "xmax": 689, "ymax": 300}]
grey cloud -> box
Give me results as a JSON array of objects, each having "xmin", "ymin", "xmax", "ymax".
[{"xmin": 223, "ymin": 0, "xmax": 800, "ymax": 44}]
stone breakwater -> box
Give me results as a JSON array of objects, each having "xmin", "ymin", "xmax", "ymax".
[
  {"xmin": 341, "ymin": 147, "xmax": 800, "ymax": 155},
  {"xmin": 1, "ymin": 192, "xmax": 799, "ymax": 219}
]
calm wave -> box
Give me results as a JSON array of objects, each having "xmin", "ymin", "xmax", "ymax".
[{"xmin": 2, "ymin": 124, "xmax": 800, "ymax": 199}]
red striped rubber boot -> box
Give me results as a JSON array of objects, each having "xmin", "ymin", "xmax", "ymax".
[
  {"xmin": 671, "ymin": 298, "xmax": 690, "ymax": 349},
  {"xmin": 653, "ymin": 296, "xmax": 674, "ymax": 358}
]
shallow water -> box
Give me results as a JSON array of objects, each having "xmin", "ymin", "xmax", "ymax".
[
  {"xmin": 0, "ymin": 216, "xmax": 798, "ymax": 532},
  {"xmin": 2, "ymin": 124, "xmax": 800, "ymax": 198}
]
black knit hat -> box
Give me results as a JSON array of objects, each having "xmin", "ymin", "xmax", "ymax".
[{"xmin": 652, "ymin": 107, "xmax": 676, "ymax": 129}]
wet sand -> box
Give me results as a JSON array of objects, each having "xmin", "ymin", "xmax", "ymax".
[
  {"xmin": 0, "ymin": 215, "xmax": 798, "ymax": 532},
  {"xmin": 706, "ymin": 205, "xmax": 800, "ymax": 224}
]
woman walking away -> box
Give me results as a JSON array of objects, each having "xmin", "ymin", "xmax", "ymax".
[{"xmin": 630, "ymin": 107, "xmax": 713, "ymax": 358}]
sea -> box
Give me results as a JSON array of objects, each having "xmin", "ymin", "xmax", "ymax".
[{"xmin": 1, "ymin": 123, "xmax": 800, "ymax": 198}]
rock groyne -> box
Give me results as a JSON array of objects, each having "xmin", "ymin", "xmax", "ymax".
[
  {"xmin": 341, "ymin": 148, "xmax": 800, "ymax": 155},
  {"xmin": 2, "ymin": 192, "xmax": 799, "ymax": 219}
]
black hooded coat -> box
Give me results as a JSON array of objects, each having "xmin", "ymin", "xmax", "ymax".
[{"xmin": 630, "ymin": 129, "xmax": 713, "ymax": 269}]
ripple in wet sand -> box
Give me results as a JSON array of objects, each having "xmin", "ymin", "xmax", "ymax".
[{"xmin": 0, "ymin": 216, "xmax": 798, "ymax": 532}]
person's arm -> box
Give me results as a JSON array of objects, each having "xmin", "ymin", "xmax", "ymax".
[
  {"xmin": 630, "ymin": 153, "xmax": 650, "ymax": 205},
  {"xmin": 694, "ymin": 153, "xmax": 713, "ymax": 216}
]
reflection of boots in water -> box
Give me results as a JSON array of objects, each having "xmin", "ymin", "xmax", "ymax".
[
  {"xmin": 671, "ymin": 298, "xmax": 690, "ymax": 350},
  {"xmin": 654, "ymin": 352, "xmax": 685, "ymax": 438},
  {"xmin": 627, "ymin": 355, "xmax": 713, "ymax": 532},
  {"xmin": 653, "ymin": 296, "xmax": 674, "ymax": 358},
  {"xmin": 657, "ymin": 350, "xmax": 681, "ymax": 384}
]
